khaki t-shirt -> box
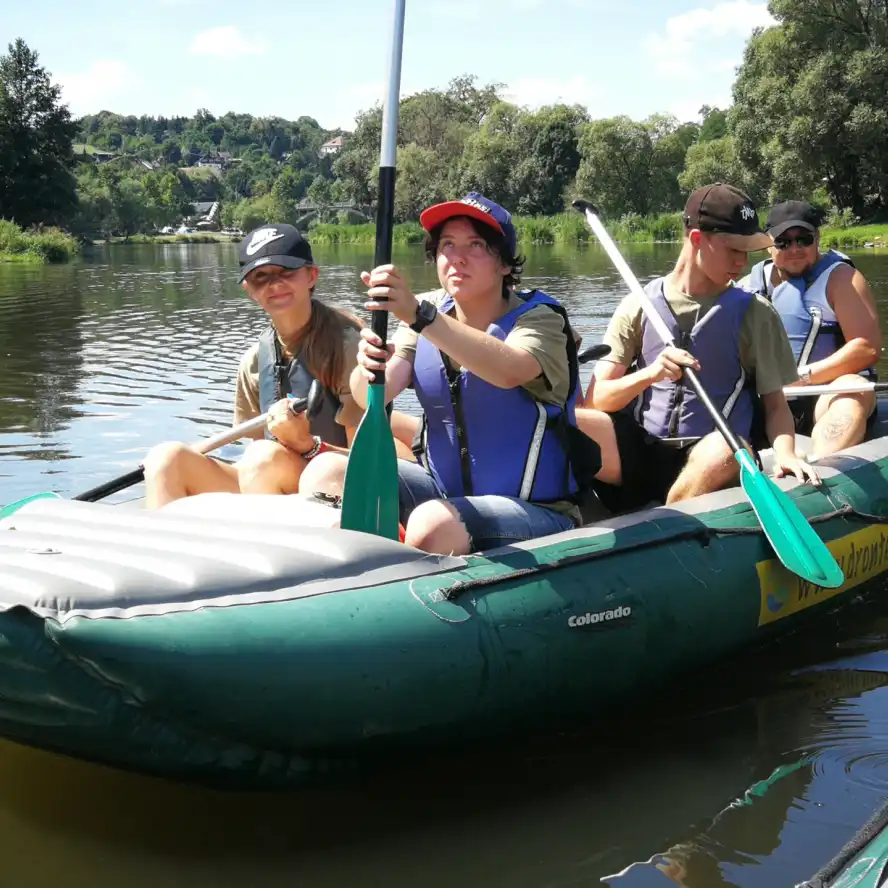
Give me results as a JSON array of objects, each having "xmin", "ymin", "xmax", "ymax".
[
  {"xmin": 392, "ymin": 289, "xmax": 581, "ymax": 523},
  {"xmin": 233, "ymin": 322, "xmax": 364, "ymax": 434},
  {"xmin": 601, "ymin": 276, "xmax": 799, "ymax": 395}
]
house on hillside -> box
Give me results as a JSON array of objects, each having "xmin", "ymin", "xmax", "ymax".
[
  {"xmin": 196, "ymin": 152, "xmax": 234, "ymax": 172},
  {"xmin": 72, "ymin": 144, "xmax": 118, "ymax": 165},
  {"xmin": 187, "ymin": 200, "xmax": 222, "ymax": 231},
  {"xmin": 319, "ymin": 136, "xmax": 344, "ymax": 157}
]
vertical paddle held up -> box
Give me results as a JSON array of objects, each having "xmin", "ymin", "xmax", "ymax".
[
  {"xmin": 339, "ymin": 0, "xmax": 406, "ymax": 540},
  {"xmin": 572, "ymin": 199, "xmax": 844, "ymax": 590}
]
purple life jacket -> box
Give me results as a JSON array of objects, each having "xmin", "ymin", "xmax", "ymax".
[
  {"xmin": 631, "ymin": 278, "xmax": 755, "ymax": 440},
  {"xmin": 412, "ymin": 290, "xmax": 581, "ymax": 502}
]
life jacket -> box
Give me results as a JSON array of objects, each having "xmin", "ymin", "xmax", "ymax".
[
  {"xmin": 745, "ymin": 250, "xmax": 872, "ymax": 373},
  {"xmin": 631, "ymin": 278, "xmax": 755, "ymax": 441},
  {"xmin": 256, "ymin": 326, "xmax": 348, "ymax": 447},
  {"xmin": 412, "ymin": 289, "xmax": 599, "ymax": 503}
]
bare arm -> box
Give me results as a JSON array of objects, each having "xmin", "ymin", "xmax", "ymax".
[
  {"xmin": 349, "ymin": 352, "xmax": 413, "ymax": 409},
  {"xmin": 420, "ymin": 310, "xmax": 543, "ymax": 389},
  {"xmin": 361, "ymin": 264, "xmax": 542, "ymax": 390},
  {"xmin": 584, "ymin": 346, "xmax": 702, "ymax": 412},
  {"xmin": 804, "ymin": 266, "xmax": 881, "ymax": 382},
  {"xmin": 585, "ymin": 360, "xmax": 653, "ymax": 411}
]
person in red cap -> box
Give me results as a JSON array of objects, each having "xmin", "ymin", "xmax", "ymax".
[
  {"xmin": 300, "ymin": 193, "xmax": 617, "ymax": 553},
  {"xmin": 584, "ymin": 184, "xmax": 819, "ymax": 512}
]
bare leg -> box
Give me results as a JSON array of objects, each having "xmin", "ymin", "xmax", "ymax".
[
  {"xmin": 403, "ymin": 500, "xmax": 471, "ymax": 555},
  {"xmin": 810, "ymin": 376, "xmax": 875, "ymax": 458},
  {"xmin": 574, "ymin": 407, "xmax": 622, "ymax": 485},
  {"xmin": 237, "ymin": 439, "xmax": 309, "ymax": 494},
  {"xmin": 298, "ymin": 452, "xmax": 350, "ymax": 499},
  {"xmin": 665, "ymin": 432, "xmax": 742, "ymax": 504},
  {"xmin": 143, "ymin": 443, "xmax": 239, "ymax": 509}
]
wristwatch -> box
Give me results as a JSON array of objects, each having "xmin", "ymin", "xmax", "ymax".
[
  {"xmin": 409, "ymin": 299, "xmax": 438, "ymax": 334},
  {"xmin": 798, "ymin": 364, "xmax": 813, "ymax": 384}
]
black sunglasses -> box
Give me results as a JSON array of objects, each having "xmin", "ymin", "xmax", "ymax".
[{"xmin": 774, "ymin": 232, "xmax": 816, "ymax": 250}]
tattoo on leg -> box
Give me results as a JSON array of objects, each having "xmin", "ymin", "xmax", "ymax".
[{"xmin": 821, "ymin": 414, "xmax": 853, "ymax": 442}]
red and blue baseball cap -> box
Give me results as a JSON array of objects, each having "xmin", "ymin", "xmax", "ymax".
[{"xmin": 420, "ymin": 192, "xmax": 518, "ymax": 255}]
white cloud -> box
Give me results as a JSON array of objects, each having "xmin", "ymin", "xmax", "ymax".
[
  {"xmin": 189, "ymin": 26, "xmax": 266, "ymax": 58},
  {"xmin": 643, "ymin": 1, "xmax": 776, "ymax": 78},
  {"xmin": 59, "ymin": 60, "xmax": 140, "ymax": 115},
  {"xmin": 158, "ymin": 0, "xmax": 207, "ymax": 5},
  {"xmin": 504, "ymin": 75, "xmax": 601, "ymax": 110}
]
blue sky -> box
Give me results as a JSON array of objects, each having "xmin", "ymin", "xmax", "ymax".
[{"xmin": 3, "ymin": 0, "xmax": 776, "ymax": 130}]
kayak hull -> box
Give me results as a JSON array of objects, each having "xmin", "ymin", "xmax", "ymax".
[{"xmin": 2, "ymin": 435, "xmax": 888, "ymax": 787}]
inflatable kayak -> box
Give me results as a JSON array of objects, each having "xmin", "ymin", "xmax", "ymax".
[
  {"xmin": 1, "ymin": 412, "xmax": 888, "ymax": 787},
  {"xmin": 799, "ymin": 799, "xmax": 888, "ymax": 888}
]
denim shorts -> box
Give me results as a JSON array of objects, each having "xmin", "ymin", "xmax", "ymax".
[{"xmin": 397, "ymin": 459, "xmax": 576, "ymax": 551}]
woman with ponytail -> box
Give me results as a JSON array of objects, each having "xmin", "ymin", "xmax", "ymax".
[{"xmin": 144, "ymin": 224, "xmax": 415, "ymax": 508}]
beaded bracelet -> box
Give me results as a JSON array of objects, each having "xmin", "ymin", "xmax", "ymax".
[{"xmin": 299, "ymin": 435, "xmax": 325, "ymax": 461}]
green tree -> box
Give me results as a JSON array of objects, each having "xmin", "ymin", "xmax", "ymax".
[
  {"xmin": 698, "ymin": 105, "xmax": 728, "ymax": 142},
  {"xmin": 332, "ymin": 106, "xmax": 382, "ymax": 209},
  {"xmin": 306, "ymin": 175, "xmax": 333, "ymax": 221},
  {"xmin": 456, "ymin": 101, "xmax": 523, "ymax": 208},
  {"xmin": 0, "ymin": 38, "xmax": 77, "ymax": 227},
  {"xmin": 678, "ymin": 135, "xmax": 762, "ymax": 199},
  {"xmin": 394, "ymin": 143, "xmax": 447, "ymax": 222},
  {"xmin": 510, "ymin": 104, "xmax": 587, "ymax": 216},
  {"xmin": 731, "ymin": 0, "xmax": 888, "ymax": 216}
]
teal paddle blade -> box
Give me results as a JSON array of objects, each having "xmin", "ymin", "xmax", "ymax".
[
  {"xmin": 340, "ymin": 384, "xmax": 400, "ymax": 540},
  {"xmin": 736, "ymin": 449, "xmax": 844, "ymax": 589},
  {"xmin": 0, "ymin": 491, "xmax": 61, "ymax": 521}
]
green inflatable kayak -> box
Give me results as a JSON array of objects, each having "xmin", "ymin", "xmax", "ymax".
[
  {"xmin": 799, "ymin": 799, "xmax": 888, "ymax": 888},
  {"xmin": 2, "ymin": 416, "xmax": 888, "ymax": 787}
]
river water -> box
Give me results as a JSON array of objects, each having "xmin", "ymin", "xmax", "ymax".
[{"xmin": 2, "ymin": 242, "xmax": 888, "ymax": 887}]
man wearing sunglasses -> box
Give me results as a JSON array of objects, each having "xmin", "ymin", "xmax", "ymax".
[{"xmin": 740, "ymin": 201, "xmax": 882, "ymax": 458}]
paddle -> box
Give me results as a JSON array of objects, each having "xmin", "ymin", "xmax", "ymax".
[
  {"xmin": 0, "ymin": 382, "xmax": 324, "ymax": 519},
  {"xmin": 572, "ymin": 199, "xmax": 845, "ymax": 589},
  {"xmin": 577, "ymin": 343, "xmax": 612, "ymax": 364},
  {"xmin": 339, "ymin": 0, "xmax": 406, "ymax": 541},
  {"xmin": 783, "ymin": 380, "xmax": 888, "ymax": 398}
]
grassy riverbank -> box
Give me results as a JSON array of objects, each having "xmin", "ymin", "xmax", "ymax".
[
  {"xmin": 0, "ymin": 220, "xmax": 80, "ymax": 263},
  {"xmin": 308, "ymin": 213, "xmax": 888, "ymax": 249}
]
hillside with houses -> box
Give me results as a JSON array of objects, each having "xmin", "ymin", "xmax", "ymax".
[{"xmin": 71, "ymin": 111, "xmax": 351, "ymax": 236}]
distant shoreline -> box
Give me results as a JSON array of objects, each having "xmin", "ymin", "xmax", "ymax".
[{"xmin": 3, "ymin": 220, "xmax": 886, "ymax": 264}]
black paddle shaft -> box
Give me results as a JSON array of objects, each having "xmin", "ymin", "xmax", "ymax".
[
  {"xmin": 74, "ymin": 468, "xmax": 146, "ymax": 503},
  {"xmin": 72, "ymin": 391, "xmax": 315, "ymax": 504},
  {"xmin": 370, "ymin": 165, "xmax": 396, "ymax": 386}
]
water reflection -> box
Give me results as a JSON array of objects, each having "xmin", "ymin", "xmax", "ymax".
[{"xmin": 0, "ymin": 605, "xmax": 885, "ymax": 888}]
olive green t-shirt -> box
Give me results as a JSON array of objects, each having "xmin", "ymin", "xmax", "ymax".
[
  {"xmin": 233, "ymin": 323, "xmax": 364, "ymax": 434},
  {"xmin": 393, "ymin": 288, "xmax": 580, "ymax": 522},
  {"xmin": 601, "ymin": 276, "xmax": 799, "ymax": 395}
]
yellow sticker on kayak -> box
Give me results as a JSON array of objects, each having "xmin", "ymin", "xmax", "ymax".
[{"xmin": 757, "ymin": 524, "xmax": 888, "ymax": 626}]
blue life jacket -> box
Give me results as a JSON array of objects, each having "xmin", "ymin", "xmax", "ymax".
[
  {"xmin": 412, "ymin": 290, "xmax": 594, "ymax": 503},
  {"xmin": 745, "ymin": 250, "xmax": 871, "ymax": 373},
  {"xmin": 631, "ymin": 278, "xmax": 755, "ymax": 440},
  {"xmin": 256, "ymin": 326, "xmax": 348, "ymax": 447}
]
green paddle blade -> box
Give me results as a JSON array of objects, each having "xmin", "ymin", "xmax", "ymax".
[
  {"xmin": 0, "ymin": 491, "xmax": 61, "ymax": 521},
  {"xmin": 736, "ymin": 450, "xmax": 844, "ymax": 589},
  {"xmin": 340, "ymin": 384, "xmax": 400, "ymax": 540}
]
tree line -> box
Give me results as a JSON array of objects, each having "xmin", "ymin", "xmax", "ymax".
[{"xmin": 1, "ymin": 0, "xmax": 887, "ymax": 242}]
